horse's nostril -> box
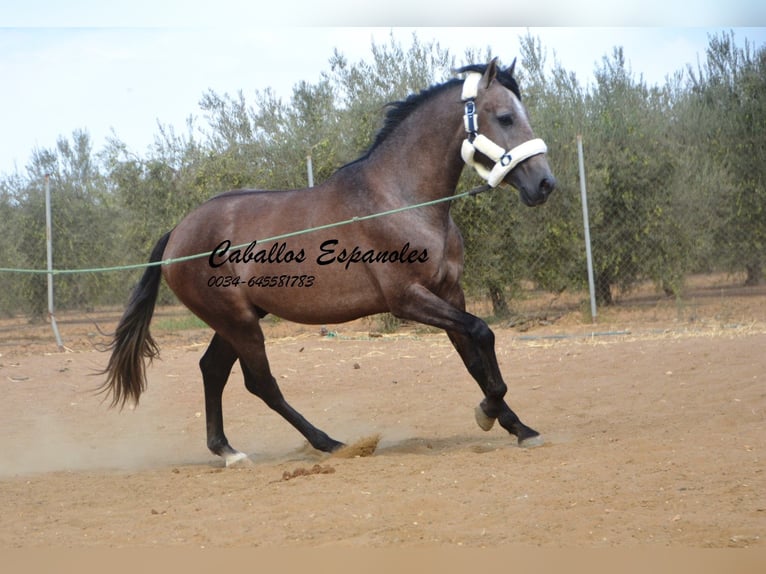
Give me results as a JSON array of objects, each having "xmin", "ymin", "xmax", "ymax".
[{"xmin": 540, "ymin": 176, "xmax": 556, "ymax": 196}]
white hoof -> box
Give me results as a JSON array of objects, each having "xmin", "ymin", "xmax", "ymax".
[
  {"xmin": 474, "ymin": 405, "xmax": 496, "ymax": 431},
  {"xmin": 519, "ymin": 434, "xmax": 545, "ymax": 449},
  {"xmin": 224, "ymin": 450, "xmax": 251, "ymax": 467}
]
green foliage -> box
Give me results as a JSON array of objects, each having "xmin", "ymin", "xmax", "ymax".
[
  {"xmin": 686, "ymin": 31, "xmax": 766, "ymax": 285},
  {"xmin": 561, "ymin": 47, "xmax": 702, "ymax": 304},
  {"xmin": 1, "ymin": 131, "xmax": 127, "ymax": 316}
]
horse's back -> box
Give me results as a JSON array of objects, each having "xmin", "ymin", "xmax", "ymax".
[{"xmin": 160, "ymin": 183, "xmax": 393, "ymax": 324}]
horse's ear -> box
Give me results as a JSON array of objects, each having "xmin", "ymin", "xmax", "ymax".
[
  {"xmin": 506, "ymin": 57, "xmax": 517, "ymax": 77},
  {"xmin": 482, "ymin": 57, "xmax": 499, "ymax": 89}
]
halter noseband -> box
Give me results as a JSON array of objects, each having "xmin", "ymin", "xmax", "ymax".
[{"xmin": 461, "ymin": 72, "xmax": 548, "ymax": 188}]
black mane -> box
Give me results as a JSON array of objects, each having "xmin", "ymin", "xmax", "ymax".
[
  {"xmin": 348, "ymin": 62, "xmax": 521, "ymax": 166},
  {"xmin": 362, "ymin": 78, "xmax": 461, "ymax": 158}
]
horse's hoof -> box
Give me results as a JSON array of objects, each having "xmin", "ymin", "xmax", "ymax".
[
  {"xmin": 474, "ymin": 404, "xmax": 496, "ymax": 431},
  {"xmin": 224, "ymin": 450, "xmax": 252, "ymax": 467},
  {"xmin": 519, "ymin": 434, "xmax": 545, "ymax": 449}
]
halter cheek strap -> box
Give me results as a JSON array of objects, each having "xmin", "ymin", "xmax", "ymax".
[{"xmin": 461, "ymin": 72, "xmax": 548, "ymax": 188}]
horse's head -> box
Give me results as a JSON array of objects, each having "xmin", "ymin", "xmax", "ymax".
[{"xmin": 459, "ymin": 58, "xmax": 556, "ymax": 207}]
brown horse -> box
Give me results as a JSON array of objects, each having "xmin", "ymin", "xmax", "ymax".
[{"xmin": 101, "ymin": 58, "xmax": 556, "ymax": 466}]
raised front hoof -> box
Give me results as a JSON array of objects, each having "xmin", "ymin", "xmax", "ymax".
[{"xmin": 474, "ymin": 404, "xmax": 496, "ymax": 431}]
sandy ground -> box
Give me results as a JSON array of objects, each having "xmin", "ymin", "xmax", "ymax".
[{"xmin": 0, "ymin": 285, "xmax": 764, "ymax": 549}]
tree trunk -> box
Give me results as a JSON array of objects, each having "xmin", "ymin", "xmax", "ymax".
[
  {"xmin": 745, "ymin": 262, "xmax": 763, "ymax": 286},
  {"xmin": 488, "ymin": 285, "xmax": 510, "ymax": 319},
  {"xmin": 595, "ymin": 272, "xmax": 614, "ymax": 306}
]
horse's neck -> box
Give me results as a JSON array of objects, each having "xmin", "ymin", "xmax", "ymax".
[{"xmin": 366, "ymin": 89, "xmax": 465, "ymax": 204}]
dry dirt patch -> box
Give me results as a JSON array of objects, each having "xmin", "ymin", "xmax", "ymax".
[{"xmin": 0, "ymin": 303, "xmax": 764, "ymax": 548}]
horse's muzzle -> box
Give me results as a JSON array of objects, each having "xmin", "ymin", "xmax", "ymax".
[
  {"xmin": 507, "ymin": 151, "xmax": 556, "ymax": 207},
  {"xmin": 519, "ymin": 173, "xmax": 556, "ymax": 207}
]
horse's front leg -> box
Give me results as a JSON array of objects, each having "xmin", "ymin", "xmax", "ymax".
[
  {"xmin": 446, "ymin": 329, "xmax": 542, "ymax": 446},
  {"xmin": 391, "ymin": 284, "xmax": 542, "ymax": 447}
]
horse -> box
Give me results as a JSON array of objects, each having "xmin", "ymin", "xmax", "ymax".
[{"xmin": 101, "ymin": 58, "xmax": 556, "ymax": 466}]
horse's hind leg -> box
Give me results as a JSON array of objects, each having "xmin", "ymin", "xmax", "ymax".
[
  {"xmin": 241, "ymin": 363, "xmax": 344, "ymax": 452},
  {"xmin": 199, "ymin": 333, "xmax": 249, "ymax": 466},
  {"xmin": 233, "ymin": 319, "xmax": 344, "ymax": 453}
]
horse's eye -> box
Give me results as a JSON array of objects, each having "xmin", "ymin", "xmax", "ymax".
[{"xmin": 497, "ymin": 113, "xmax": 514, "ymax": 127}]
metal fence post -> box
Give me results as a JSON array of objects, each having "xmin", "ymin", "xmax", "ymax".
[
  {"xmin": 306, "ymin": 155, "xmax": 314, "ymax": 188},
  {"xmin": 577, "ymin": 136, "xmax": 597, "ymax": 322},
  {"xmin": 45, "ymin": 174, "xmax": 64, "ymax": 350}
]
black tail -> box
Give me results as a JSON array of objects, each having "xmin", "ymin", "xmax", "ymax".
[{"xmin": 99, "ymin": 231, "xmax": 172, "ymax": 408}]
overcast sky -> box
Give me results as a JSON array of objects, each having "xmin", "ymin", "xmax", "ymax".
[{"xmin": 1, "ymin": 1, "xmax": 765, "ymax": 176}]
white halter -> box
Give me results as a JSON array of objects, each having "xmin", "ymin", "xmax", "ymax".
[{"xmin": 460, "ymin": 72, "xmax": 548, "ymax": 188}]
